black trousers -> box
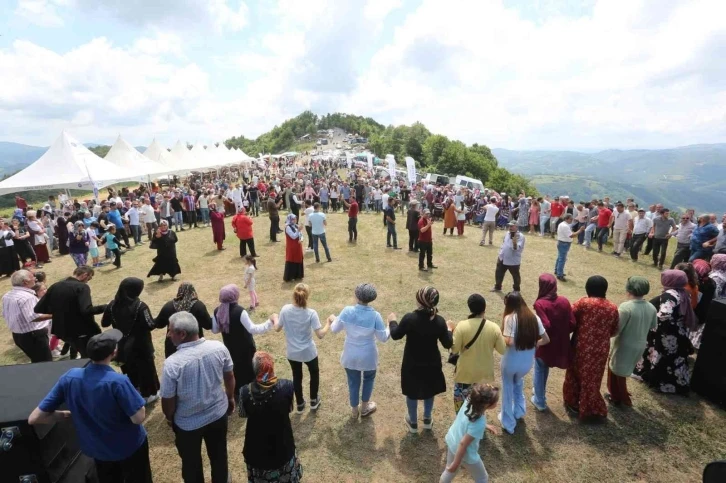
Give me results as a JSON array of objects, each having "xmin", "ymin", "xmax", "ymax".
[
  {"xmin": 348, "ymin": 217, "xmax": 357, "ymax": 241},
  {"xmin": 269, "ymin": 216, "xmax": 280, "ymax": 241},
  {"xmin": 12, "ymin": 329, "xmax": 52, "ymax": 363},
  {"xmin": 110, "ymin": 248, "xmax": 121, "ymax": 267},
  {"xmin": 644, "ymin": 236, "xmax": 654, "ymax": 255},
  {"xmin": 670, "ymin": 242, "xmax": 691, "ymax": 269},
  {"xmin": 288, "ymin": 357, "xmax": 319, "ymax": 405},
  {"xmin": 95, "ymin": 437, "xmax": 153, "ymax": 483},
  {"xmin": 494, "ymin": 259, "xmax": 521, "ymax": 291},
  {"xmin": 418, "ymin": 241, "xmax": 433, "ymax": 268},
  {"xmin": 305, "ymin": 226, "xmax": 313, "ymax": 249},
  {"xmin": 239, "ymin": 238, "xmax": 257, "ymax": 257},
  {"xmin": 596, "ymin": 227, "xmax": 609, "ymax": 250},
  {"xmin": 652, "ymin": 238, "xmax": 669, "ymax": 267},
  {"xmin": 116, "ymin": 227, "xmax": 130, "ymax": 247},
  {"xmin": 174, "ymin": 415, "xmax": 228, "ymax": 483},
  {"xmin": 70, "ymin": 335, "xmax": 91, "ymax": 358},
  {"xmin": 186, "ymin": 211, "xmax": 198, "ymax": 228},
  {"xmin": 629, "ymin": 233, "xmax": 647, "ymax": 260},
  {"xmin": 408, "ymin": 230, "xmax": 419, "ymax": 251}
]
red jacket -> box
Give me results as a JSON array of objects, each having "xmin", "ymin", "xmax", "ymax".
[{"xmin": 231, "ymin": 213, "xmax": 253, "ymax": 239}]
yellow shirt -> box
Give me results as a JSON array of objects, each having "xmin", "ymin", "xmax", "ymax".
[{"xmin": 452, "ymin": 318, "xmax": 506, "ymax": 384}]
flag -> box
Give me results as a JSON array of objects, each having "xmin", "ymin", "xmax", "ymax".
[{"xmin": 405, "ymin": 156, "xmax": 417, "ymax": 184}]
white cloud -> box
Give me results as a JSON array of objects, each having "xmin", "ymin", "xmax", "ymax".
[
  {"xmin": 14, "ymin": 0, "xmax": 66, "ymax": 27},
  {"xmin": 132, "ymin": 32, "xmax": 184, "ymax": 58}
]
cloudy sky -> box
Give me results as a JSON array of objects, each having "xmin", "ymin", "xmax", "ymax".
[{"xmin": 1, "ymin": 0, "xmax": 725, "ymax": 150}]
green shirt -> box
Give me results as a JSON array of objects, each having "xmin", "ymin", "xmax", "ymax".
[{"xmin": 609, "ymin": 299, "xmax": 657, "ymax": 376}]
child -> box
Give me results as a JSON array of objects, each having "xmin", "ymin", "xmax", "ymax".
[
  {"xmin": 243, "ymin": 254, "xmax": 258, "ymax": 311},
  {"xmin": 100, "ymin": 224, "xmax": 128, "ymax": 268},
  {"xmin": 440, "ymin": 384, "xmax": 500, "ymax": 483},
  {"xmin": 87, "ymin": 221, "xmax": 102, "ymax": 267}
]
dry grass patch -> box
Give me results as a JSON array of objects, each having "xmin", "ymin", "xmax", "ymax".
[{"xmin": 1, "ymin": 212, "xmax": 723, "ymax": 482}]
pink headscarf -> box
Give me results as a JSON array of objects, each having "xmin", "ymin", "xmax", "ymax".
[
  {"xmin": 661, "ymin": 270, "xmax": 697, "ymax": 331},
  {"xmin": 217, "ymin": 284, "xmax": 240, "ymax": 334}
]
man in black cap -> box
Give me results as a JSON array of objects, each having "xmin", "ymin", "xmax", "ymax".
[
  {"xmin": 34, "ymin": 266, "xmax": 106, "ymax": 357},
  {"xmin": 29, "ymin": 329, "xmax": 153, "ymax": 483}
]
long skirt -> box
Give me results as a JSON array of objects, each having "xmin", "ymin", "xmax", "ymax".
[
  {"xmin": 122, "ymin": 355, "xmax": 160, "ymax": 398},
  {"xmin": 0, "ymin": 246, "xmax": 20, "ymax": 275},
  {"xmin": 34, "ymin": 243, "xmax": 50, "ymax": 263},
  {"xmin": 247, "ymin": 454, "xmax": 303, "ymax": 483},
  {"xmin": 283, "ymin": 261, "xmax": 304, "ymax": 282},
  {"xmin": 147, "ymin": 256, "xmax": 182, "ymax": 277}
]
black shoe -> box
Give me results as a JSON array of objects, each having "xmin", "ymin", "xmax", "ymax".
[
  {"xmin": 393, "ymin": 247, "xmax": 402, "ymax": 250},
  {"xmin": 429, "ymin": 264, "xmax": 438, "ymax": 269}
]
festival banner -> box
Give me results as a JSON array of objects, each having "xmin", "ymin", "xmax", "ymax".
[
  {"xmin": 405, "ymin": 156, "xmax": 417, "ymax": 184},
  {"xmin": 386, "ymin": 154, "xmax": 396, "ymax": 179}
]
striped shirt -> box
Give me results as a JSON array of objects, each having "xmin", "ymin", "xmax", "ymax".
[
  {"xmin": 160, "ymin": 338, "xmax": 233, "ymax": 431},
  {"xmin": 2, "ymin": 287, "xmax": 49, "ymax": 334},
  {"xmin": 183, "ymin": 195, "xmax": 196, "ymax": 212}
]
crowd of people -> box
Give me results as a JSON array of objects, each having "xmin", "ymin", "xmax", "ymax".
[{"xmin": 3, "ymin": 153, "xmax": 726, "ymax": 483}]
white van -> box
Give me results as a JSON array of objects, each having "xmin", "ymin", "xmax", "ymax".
[
  {"xmin": 455, "ymin": 175, "xmax": 484, "ymax": 192},
  {"xmin": 424, "ymin": 173, "xmax": 450, "ymax": 186}
]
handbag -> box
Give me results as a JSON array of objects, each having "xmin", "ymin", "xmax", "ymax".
[{"xmin": 447, "ymin": 318, "xmax": 486, "ymax": 366}]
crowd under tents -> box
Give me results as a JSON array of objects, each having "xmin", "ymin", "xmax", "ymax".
[{"xmin": 0, "ymin": 131, "xmax": 258, "ymax": 196}]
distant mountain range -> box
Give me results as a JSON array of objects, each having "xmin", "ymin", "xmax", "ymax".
[{"xmin": 493, "ymin": 144, "xmax": 726, "ymax": 214}]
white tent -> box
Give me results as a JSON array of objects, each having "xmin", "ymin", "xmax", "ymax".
[
  {"xmin": 0, "ymin": 131, "xmax": 133, "ymax": 195},
  {"xmin": 190, "ymin": 143, "xmax": 221, "ymax": 171},
  {"xmin": 104, "ymin": 135, "xmax": 170, "ymax": 181},
  {"xmin": 143, "ymin": 139, "xmax": 181, "ymax": 171},
  {"xmin": 169, "ymin": 141, "xmax": 201, "ymax": 174}
]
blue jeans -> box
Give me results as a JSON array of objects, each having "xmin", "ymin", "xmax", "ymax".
[
  {"xmin": 539, "ymin": 215, "xmax": 549, "ymax": 234},
  {"xmin": 129, "ymin": 224, "xmax": 142, "ymax": 244},
  {"xmin": 345, "ymin": 368, "xmax": 376, "ymax": 407},
  {"xmin": 689, "ymin": 249, "xmax": 711, "ymax": 262},
  {"xmin": 406, "ymin": 396, "xmax": 434, "ymax": 421},
  {"xmin": 532, "ymin": 357, "xmax": 550, "ymax": 408},
  {"xmin": 387, "ymin": 224, "xmax": 398, "ymax": 247},
  {"xmin": 584, "ymin": 222, "xmax": 597, "ymax": 246},
  {"xmin": 200, "ymin": 208, "xmax": 210, "ymax": 224},
  {"xmin": 312, "ymin": 233, "xmax": 331, "ymax": 262},
  {"xmin": 375, "ymin": 200, "xmax": 382, "ymax": 212},
  {"xmin": 554, "ymin": 241, "xmax": 571, "ymax": 277},
  {"xmin": 173, "ymin": 211, "xmax": 183, "ymax": 230},
  {"xmin": 500, "ymin": 349, "xmax": 534, "ymax": 434}
]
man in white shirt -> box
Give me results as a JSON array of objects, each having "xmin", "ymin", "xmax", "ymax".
[
  {"xmin": 231, "ymin": 184, "xmax": 243, "ymax": 211},
  {"xmin": 555, "ymin": 214, "xmax": 584, "ymax": 281},
  {"xmin": 492, "ymin": 222, "xmax": 525, "ymax": 292},
  {"xmin": 610, "ymin": 202, "xmax": 632, "ymax": 257},
  {"xmin": 629, "ymin": 208, "xmax": 653, "ymax": 261},
  {"xmin": 139, "ymin": 198, "xmax": 157, "ymax": 240},
  {"xmin": 126, "ymin": 201, "xmax": 142, "ymax": 246},
  {"xmin": 2, "ymin": 270, "xmax": 53, "ymax": 362},
  {"xmin": 539, "ymin": 197, "xmax": 551, "ymax": 236},
  {"xmin": 301, "ymin": 200, "xmax": 314, "ymax": 252},
  {"xmin": 308, "ymin": 203, "xmax": 332, "ymax": 263},
  {"xmin": 480, "ymin": 199, "xmax": 499, "ymax": 246}
]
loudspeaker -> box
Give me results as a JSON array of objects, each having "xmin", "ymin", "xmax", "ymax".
[
  {"xmin": 0, "ymin": 358, "xmax": 98, "ymax": 483},
  {"xmin": 692, "ymin": 299, "xmax": 726, "ymax": 409}
]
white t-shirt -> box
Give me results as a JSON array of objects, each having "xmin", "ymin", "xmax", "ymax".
[
  {"xmin": 86, "ymin": 228, "xmax": 98, "ymax": 249},
  {"xmin": 279, "ymin": 304, "xmax": 322, "ymax": 362},
  {"xmin": 126, "ymin": 207, "xmax": 140, "ymax": 226},
  {"xmin": 457, "ymin": 207, "xmax": 467, "ymax": 221},
  {"xmin": 503, "ymin": 314, "xmax": 546, "ymax": 353},
  {"xmin": 557, "ymin": 221, "xmax": 574, "ymax": 242},
  {"xmin": 382, "ymin": 193, "xmax": 389, "ymax": 207},
  {"xmin": 303, "ymin": 207, "xmax": 314, "ymax": 227},
  {"xmin": 484, "ymin": 204, "xmax": 499, "ymax": 222},
  {"xmin": 244, "ymin": 265, "xmax": 256, "ymax": 291},
  {"xmin": 613, "ymin": 210, "xmax": 632, "ymax": 230},
  {"xmin": 140, "ymin": 204, "xmax": 156, "ymax": 224}
]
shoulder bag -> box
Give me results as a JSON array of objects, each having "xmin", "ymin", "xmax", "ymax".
[{"xmin": 447, "ymin": 318, "xmax": 486, "ymax": 366}]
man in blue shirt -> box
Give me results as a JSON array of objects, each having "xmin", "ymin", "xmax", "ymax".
[
  {"xmin": 491, "ymin": 221, "xmax": 525, "ymax": 292},
  {"xmin": 29, "ymin": 329, "xmax": 152, "ymax": 483},
  {"xmin": 308, "ymin": 202, "xmax": 332, "ymax": 262},
  {"xmin": 689, "ymin": 214, "xmax": 720, "ymax": 262},
  {"xmin": 107, "ymin": 201, "xmax": 131, "ymax": 249}
]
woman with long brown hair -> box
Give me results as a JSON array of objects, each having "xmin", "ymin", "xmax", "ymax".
[{"xmin": 499, "ymin": 292, "xmax": 549, "ymax": 434}]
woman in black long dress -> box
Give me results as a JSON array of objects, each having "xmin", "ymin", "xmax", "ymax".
[
  {"xmin": 239, "ymin": 351, "xmax": 302, "ymax": 483},
  {"xmin": 11, "ymin": 218, "xmax": 36, "ymax": 265},
  {"xmin": 147, "ymin": 220, "xmax": 181, "ymax": 281},
  {"xmin": 155, "ymin": 282, "xmax": 213, "ymax": 358},
  {"xmin": 389, "ymin": 286, "xmax": 454, "ymax": 433},
  {"xmin": 212, "ymin": 284, "xmax": 274, "ymax": 398},
  {"xmin": 0, "ymin": 219, "xmax": 20, "ymax": 276},
  {"xmin": 101, "ymin": 277, "xmax": 160, "ymax": 403},
  {"xmin": 56, "ymin": 212, "xmax": 70, "ymax": 255}
]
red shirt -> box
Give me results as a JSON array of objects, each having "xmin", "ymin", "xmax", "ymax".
[
  {"xmin": 417, "ymin": 217, "xmax": 432, "ymax": 242},
  {"xmin": 348, "ymin": 200, "xmax": 359, "ymax": 218},
  {"xmin": 231, "ymin": 213, "xmax": 254, "ymax": 239},
  {"xmin": 15, "ymin": 197, "xmax": 27, "ymax": 209},
  {"xmin": 597, "ymin": 208, "xmax": 612, "ymax": 228},
  {"xmin": 550, "ymin": 202, "xmax": 564, "ymax": 217}
]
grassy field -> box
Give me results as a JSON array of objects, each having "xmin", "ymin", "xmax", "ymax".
[{"xmin": 1, "ymin": 211, "xmax": 723, "ymax": 482}]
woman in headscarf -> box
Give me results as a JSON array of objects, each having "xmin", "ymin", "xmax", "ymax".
[
  {"xmin": 25, "ymin": 210, "xmax": 51, "ymax": 265},
  {"xmin": 329, "ymin": 283, "xmax": 390, "ymax": 418},
  {"xmin": 709, "ymin": 254, "xmax": 726, "ymax": 300},
  {"xmin": 517, "ymin": 196, "xmax": 529, "ymax": 229},
  {"xmin": 389, "ymin": 287, "xmax": 454, "ymax": 433},
  {"xmin": 11, "ymin": 217, "xmax": 36, "ymax": 266},
  {"xmin": 563, "ymin": 275, "xmax": 619, "ymax": 419},
  {"xmin": 443, "ymin": 199, "xmax": 458, "ymax": 235},
  {"xmin": 0, "ymin": 218, "xmax": 20, "ymax": 276},
  {"xmin": 101, "ymin": 277, "xmax": 160, "ymax": 404},
  {"xmin": 239, "ymin": 351, "xmax": 303, "ymax": 483},
  {"xmin": 155, "ymin": 282, "xmax": 213, "ymax": 358},
  {"xmin": 55, "ymin": 211, "xmax": 70, "ymax": 255},
  {"xmin": 607, "ymin": 277, "xmax": 657, "ymax": 406},
  {"xmin": 675, "ymin": 262, "xmax": 700, "ymax": 309},
  {"xmin": 531, "ymin": 274, "xmax": 575, "ymax": 411},
  {"xmin": 212, "ymin": 284, "xmax": 275, "ymax": 398},
  {"xmin": 147, "ymin": 219, "xmax": 181, "ymax": 282},
  {"xmin": 68, "ymin": 220, "xmax": 90, "ymax": 268},
  {"xmin": 283, "ymin": 213, "xmax": 304, "ymax": 282},
  {"xmin": 633, "ymin": 270, "xmax": 697, "ymax": 395},
  {"xmin": 209, "ymin": 202, "xmax": 226, "ymax": 251},
  {"xmin": 41, "ymin": 208, "xmax": 55, "ymax": 252},
  {"xmin": 691, "ymin": 259, "xmax": 714, "ymax": 349}
]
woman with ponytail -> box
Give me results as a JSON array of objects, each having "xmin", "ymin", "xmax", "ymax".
[{"xmin": 389, "ymin": 286, "xmax": 454, "ymax": 433}]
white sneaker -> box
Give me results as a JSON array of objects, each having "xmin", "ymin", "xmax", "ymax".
[
  {"xmin": 51, "ymin": 349, "xmax": 62, "ymax": 359},
  {"xmin": 145, "ymin": 392, "xmax": 160, "ymax": 405}
]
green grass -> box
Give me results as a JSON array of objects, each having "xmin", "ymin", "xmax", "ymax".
[{"xmin": 0, "ymin": 212, "xmax": 722, "ymax": 482}]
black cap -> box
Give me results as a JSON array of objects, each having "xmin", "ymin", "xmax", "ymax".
[
  {"xmin": 616, "ymin": 201, "xmax": 624, "ymax": 206},
  {"xmin": 86, "ymin": 329, "xmax": 123, "ymax": 361}
]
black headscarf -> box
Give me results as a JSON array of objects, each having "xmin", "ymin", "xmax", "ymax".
[
  {"xmin": 110, "ymin": 277, "xmax": 145, "ymax": 333},
  {"xmin": 585, "ymin": 275, "xmax": 608, "ymax": 298}
]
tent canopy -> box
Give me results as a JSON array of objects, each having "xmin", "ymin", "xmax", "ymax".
[
  {"xmin": 105, "ymin": 135, "xmax": 170, "ymax": 180},
  {"xmin": 0, "ymin": 131, "xmax": 133, "ymax": 195},
  {"xmin": 143, "ymin": 139, "xmax": 182, "ymax": 173}
]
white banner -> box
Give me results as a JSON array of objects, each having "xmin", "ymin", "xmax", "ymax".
[
  {"xmin": 405, "ymin": 156, "xmax": 417, "ymax": 184},
  {"xmin": 386, "ymin": 154, "xmax": 396, "ymax": 179},
  {"xmin": 367, "ymin": 153, "xmax": 374, "ymax": 171}
]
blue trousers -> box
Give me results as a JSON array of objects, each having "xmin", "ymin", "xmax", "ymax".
[
  {"xmin": 387, "ymin": 224, "xmax": 398, "ymax": 248},
  {"xmin": 406, "ymin": 396, "xmax": 434, "ymax": 421},
  {"xmin": 532, "ymin": 357, "xmax": 550, "ymax": 408},
  {"xmin": 583, "ymin": 222, "xmax": 597, "ymax": 246},
  {"xmin": 500, "ymin": 349, "xmax": 535, "ymax": 434},
  {"xmin": 539, "ymin": 215, "xmax": 549, "ymax": 234},
  {"xmin": 345, "ymin": 368, "xmax": 376, "ymax": 407},
  {"xmin": 554, "ymin": 241, "xmax": 571, "ymax": 277},
  {"xmin": 312, "ymin": 233, "xmax": 332, "ymax": 262}
]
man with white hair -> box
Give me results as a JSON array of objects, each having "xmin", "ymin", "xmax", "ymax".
[
  {"xmin": 161, "ymin": 311, "xmax": 235, "ymax": 483},
  {"xmin": 2, "ymin": 270, "xmax": 53, "ymax": 362}
]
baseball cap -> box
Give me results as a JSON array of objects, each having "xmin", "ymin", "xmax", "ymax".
[
  {"xmin": 638, "ymin": 208, "xmax": 645, "ymax": 212},
  {"xmin": 86, "ymin": 329, "xmax": 123, "ymax": 361}
]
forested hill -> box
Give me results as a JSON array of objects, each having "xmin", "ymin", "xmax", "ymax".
[{"xmin": 224, "ymin": 112, "xmax": 537, "ymax": 195}]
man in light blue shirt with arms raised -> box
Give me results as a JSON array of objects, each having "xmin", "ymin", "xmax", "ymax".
[{"xmin": 308, "ymin": 202, "xmax": 332, "ymax": 263}]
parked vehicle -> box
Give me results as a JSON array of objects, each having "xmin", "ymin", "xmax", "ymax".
[
  {"xmin": 424, "ymin": 173, "xmax": 450, "ymax": 186},
  {"xmin": 454, "ymin": 175, "xmax": 484, "ymax": 192}
]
